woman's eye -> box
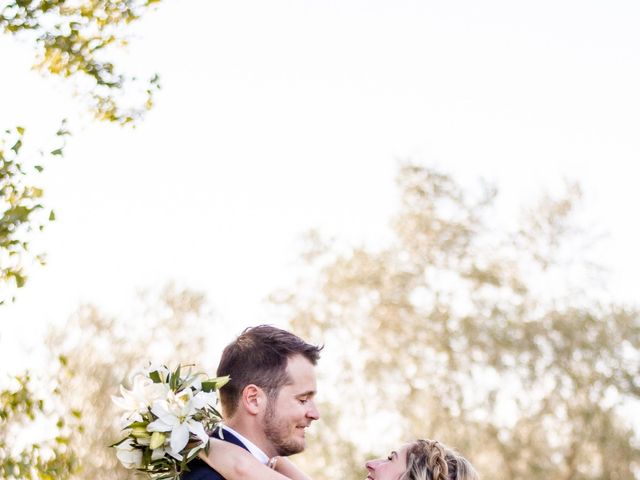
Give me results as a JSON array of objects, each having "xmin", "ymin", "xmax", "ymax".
[{"xmin": 387, "ymin": 456, "xmax": 393, "ymax": 461}]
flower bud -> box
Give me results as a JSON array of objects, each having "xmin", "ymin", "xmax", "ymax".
[
  {"xmin": 131, "ymin": 426, "xmax": 150, "ymax": 438},
  {"xmin": 150, "ymin": 431, "xmax": 166, "ymax": 450}
]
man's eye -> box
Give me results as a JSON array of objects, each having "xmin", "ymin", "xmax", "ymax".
[{"xmin": 299, "ymin": 398, "xmax": 308, "ymax": 404}]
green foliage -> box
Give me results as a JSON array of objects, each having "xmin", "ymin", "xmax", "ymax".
[
  {"xmin": 279, "ymin": 164, "xmax": 640, "ymax": 480},
  {"xmin": 1, "ymin": 2, "xmax": 165, "ymax": 478},
  {"xmin": 1, "ymin": 0, "xmax": 165, "ymax": 297},
  {"xmin": 0, "ymin": 124, "xmax": 68, "ymax": 304},
  {"xmin": 0, "ymin": 365, "xmax": 80, "ymax": 479},
  {"xmin": 1, "ymin": 0, "xmax": 162, "ymax": 125}
]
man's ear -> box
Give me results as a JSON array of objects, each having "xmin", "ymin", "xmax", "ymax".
[{"xmin": 240, "ymin": 384, "xmax": 266, "ymax": 416}]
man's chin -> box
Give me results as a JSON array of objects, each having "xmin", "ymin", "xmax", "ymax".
[{"xmin": 275, "ymin": 439, "xmax": 305, "ymax": 457}]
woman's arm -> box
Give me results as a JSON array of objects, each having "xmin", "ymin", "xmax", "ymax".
[
  {"xmin": 272, "ymin": 457, "xmax": 312, "ymax": 480},
  {"xmin": 197, "ymin": 439, "xmax": 311, "ymax": 480}
]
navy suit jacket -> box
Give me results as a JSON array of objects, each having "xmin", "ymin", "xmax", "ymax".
[{"xmin": 181, "ymin": 428, "xmax": 250, "ymax": 480}]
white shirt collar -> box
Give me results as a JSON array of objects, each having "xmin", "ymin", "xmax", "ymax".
[{"xmin": 221, "ymin": 424, "xmax": 270, "ymax": 465}]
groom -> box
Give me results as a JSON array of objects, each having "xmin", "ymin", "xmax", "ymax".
[{"xmin": 183, "ymin": 325, "xmax": 322, "ymax": 479}]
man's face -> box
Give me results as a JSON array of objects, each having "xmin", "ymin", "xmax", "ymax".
[{"xmin": 262, "ymin": 354, "xmax": 320, "ymax": 456}]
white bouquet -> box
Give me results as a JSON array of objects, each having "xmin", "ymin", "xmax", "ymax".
[{"xmin": 111, "ymin": 364, "xmax": 228, "ymax": 479}]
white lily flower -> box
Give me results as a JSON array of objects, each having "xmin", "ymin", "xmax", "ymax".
[
  {"xmin": 169, "ymin": 422, "xmax": 190, "ymax": 455},
  {"xmin": 166, "ymin": 447, "xmax": 184, "ymax": 461},
  {"xmin": 147, "ymin": 389, "xmax": 209, "ymax": 456},
  {"xmin": 115, "ymin": 439, "xmax": 143, "ymax": 469},
  {"xmin": 192, "ymin": 390, "xmax": 218, "ymax": 410},
  {"xmin": 166, "ymin": 420, "xmax": 208, "ymax": 456},
  {"xmin": 151, "ymin": 446, "xmax": 167, "ymax": 461},
  {"xmin": 111, "ymin": 373, "xmax": 169, "ymax": 426},
  {"xmin": 190, "ymin": 376, "xmax": 203, "ymax": 391},
  {"xmin": 188, "ymin": 420, "xmax": 209, "ymax": 445}
]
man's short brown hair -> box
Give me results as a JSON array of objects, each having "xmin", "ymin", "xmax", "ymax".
[{"xmin": 216, "ymin": 325, "xmax": 322, "ymax": 416}]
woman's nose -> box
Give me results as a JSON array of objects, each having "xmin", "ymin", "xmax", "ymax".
[{"xmin": 365, "ymin": 459, "xmax": 381, "ymax": 471}]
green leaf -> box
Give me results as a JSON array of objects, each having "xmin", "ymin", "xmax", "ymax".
[
  {"xmin": 200, "ymin": 375, "xmax": 229, "ymax": 392},
  {"xmin": 200, "ymin": 381, "xmax": 216, "ymax": 392},
  {"xmin": 49, "ymin": 210, "xmax": 56, "ymax": 221},
  {"xmin": 16, "ymin": 126, "xmax": 25, "ymax": 135},
  {"xmin": 50, "ymin": 148, "xmax": 64, "ymax": 156},
  {"xmin": 170, "ymin": 365, "xmax": 181, "ymax": 390},
  {"xmin": 109, "ymin": 437, "xmax": 131, "ymax": 448},
  {"xmin": 11, "ymin": 139, "xmax": 22, "ymax": 154},
  {"xmin": 56, "ymin": 123, "xmax": 70, "ymax": 137},
  {"xmin": 149, "ymin": 370, "xmax": 162, "ymax": 383}
]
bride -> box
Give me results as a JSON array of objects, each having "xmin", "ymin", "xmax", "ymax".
[{"xmin": 197, "ymin": 437, "xmax": 479, "ymax": 480}]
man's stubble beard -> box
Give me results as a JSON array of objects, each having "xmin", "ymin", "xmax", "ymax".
[{"xmin": 262, "ymin": 399, "xmax": 305, "ymax": 457}]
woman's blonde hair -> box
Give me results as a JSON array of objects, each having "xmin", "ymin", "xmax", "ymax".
[{"xmin": 400, "ymin": 439, "xmax": 479, "ymax": 480}]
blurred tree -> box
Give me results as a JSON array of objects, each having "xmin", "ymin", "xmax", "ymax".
[
  {"xmin": 0, "ymin": 123, "xmax": 69, "ymax": 305},
  {"xmin": 276, "ymin": 164, "xmax": 640, "ymax": 480},
  {"xmin": 1, "ymin": 0, "xmax": 165, "ymax": 298},
  {"xmin": 1, "ymin": 0, "xmax": 162, "ymax": 125},
  {"xmin": 0, "ymin": 122, "xmax": 78, "ymax": 477},
  {"xmin": 46, "ymin": 284, "xmax": 219, "ymax": 479},
  {"xmin": 2, "ymin": 2, "xmax": 166, "ymax": 475},
  {"xmin": 0, "ymin": 361, "xmax": 80, "ymax": 479}
]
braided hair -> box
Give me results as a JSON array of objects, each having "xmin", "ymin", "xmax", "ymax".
[{"xmin": 400, "ymin": 439, "xmax": 479, "ymax": 480}]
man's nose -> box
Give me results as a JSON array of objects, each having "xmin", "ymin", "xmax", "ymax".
[{"xmin": 306, "ymin": 400, "xmax": 320, "ymax": 420}]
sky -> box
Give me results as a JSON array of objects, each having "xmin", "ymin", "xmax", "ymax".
[{"xmin": 1, "ymin": 0, "xmax": 640, "ymax": 372}]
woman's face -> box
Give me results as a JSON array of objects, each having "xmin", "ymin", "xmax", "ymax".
[{"xmin": 365, "ymin": 444, "xmax": 410, "ymax": 480}]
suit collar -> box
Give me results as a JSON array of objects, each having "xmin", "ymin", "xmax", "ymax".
[{"xmin": 219, "ymin": 425, "xmax": 270, "ymax": 464}]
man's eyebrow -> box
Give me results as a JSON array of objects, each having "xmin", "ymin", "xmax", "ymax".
[{"xmin": 296, "ymin": 390, "xmax": 316, "ymax": 397}]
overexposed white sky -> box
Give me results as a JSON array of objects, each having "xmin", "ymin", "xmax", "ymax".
[{"xmin": 1, "ymin": 0, "xmax": 639, "ymax": 370}]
